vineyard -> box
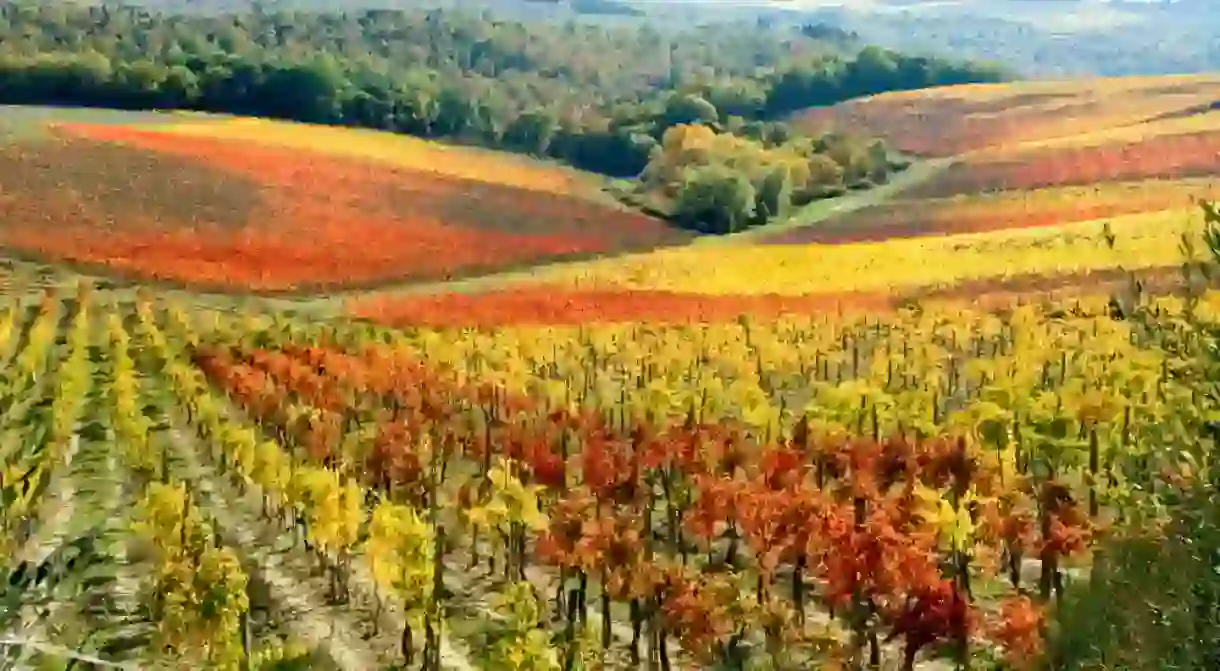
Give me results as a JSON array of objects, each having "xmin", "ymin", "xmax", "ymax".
[
  {"xmin": 0, "ymin": 117, "xmax": 688, "ymax": 293},
  {"xmin": 4, "ymin": 68, "xmax": 1220, "ymax": 670},
  {"xmin": 347, "ymin": 287, "xmax": 892, "ymax": 329},
  {"xmin": 908, "ymin": 131, "xmax": 1220, "ymax": 199},
  {"xmin": 144, "ymin": 118, "xmax": 599, "ymax": 198},
  {"xmin": 764, "ymin": 179, "xmax": 1220, "ymax": 245},
  {"xmin": 793, "ymin": 75, "xmax": 1220, "ymax": 157},
  {"xmin": 520, "ymin": 207, "xmax": 1202, "ymax": 298},
  {"xmin": 4, "ymin": 225, "xmax": 1220, "ymax": 669}
]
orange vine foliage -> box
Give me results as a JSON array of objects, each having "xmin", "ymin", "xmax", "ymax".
[
  {"xmin": 348, "ymin": 287, "xmax": 893, "ymax": 327},
  {"xmin": 0, "ymin": 124, "xmax": 689, "ymax": 291},
  {"xmin": 195, "ymin": 340, "xmax": 1093, "ymax": 667},
  {"xmin": 793, "ymin": 78, "xmax": 1220, "ymax": 157},
  {"xmin": 912, "ymin": 131, "xmax": 1220, "ymax": 198}
]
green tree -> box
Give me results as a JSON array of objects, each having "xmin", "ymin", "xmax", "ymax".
[
  {"xmin": 673, "ymin": 164, "xmax": 757, "ymax": 234},
  {"xmin": 752, "ymin": 164, "xmax": 793, "ymax": 225}
]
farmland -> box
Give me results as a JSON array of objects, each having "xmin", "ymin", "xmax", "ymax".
[
  {"xmin": 0, "ymin": 113, "xmax": 690, "ymax": 292},
  {"xmin": 518, "ymin": 208, "xmax": 1201, "ymax": 297},
  {"xmin": 142, "ymin": 117, "xmax": 603, "ymax": 198},
  {"xmin": 5, "ymin": 65, "xmax": 1220, "ymax": 671},
  {"xmin": 905, "ymin": 131, "xmax": 1220, "ymax": 199},
  {"xmin": 765, "ymin": 179, "xmax": 1220, "ymax": 245},
  {"xmin": 347, "ymin": 286, "xmax": 892, "ymax": 329},
  {"xmin": 793, "ymin": 74, "xmax": 1220, "ymax": 157},
  {"xmin": 5, "ymin": 270, "xmax": 1220, "ymax": 669},
  {"xmin": 748, "ymin": 73, "xmax": 1220, "ymax": 307}
]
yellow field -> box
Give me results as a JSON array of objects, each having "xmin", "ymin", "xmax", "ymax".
[
  {"xmin": 142, "ymin": 116, "xmax": 599, "ymax": 196},
  {"xmin": 534, "ymin": 207, "xmax": 1203, "ymax": 295},
  {"xmin": 767, "ymin": 177, "xmax": 1220, "ymax": 245},
  {"xmin": 929, "ymin": 178, "xmax": 1220, "ymax": 213}
]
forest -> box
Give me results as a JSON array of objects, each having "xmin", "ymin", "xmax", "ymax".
[{"xmin": 0, "ymin": 2, "xmax": 1003, "ymax": 232}]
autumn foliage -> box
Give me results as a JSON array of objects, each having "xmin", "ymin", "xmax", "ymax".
[
  {"xmin": 189, "ymin": 330, "xmax": 1097, "ymax": 668},
  {"xmin": 793, "ymin": 77, "xmax": 1220, "ymax": 157},
  {"xmin": 910, "ymin": 130, "xmax": 1220, "ymax": 198},
  {"xmin": 157, "ymin": 118, "xmax": 596, "ymax": 197},
  {"xmin": 795, "ymin": 90, "xmax": 1087, "ymax": 156},
  {"xmin": 766, "ymin": 179, "xmax": 1219, "ymax": 245},
  {"xmin": 0, "ymin": 123, "xmax": 688, "ymax": 291},
  {"xmin": 347, "ymin": 287, "xmax": 892, "ymax": 327}
]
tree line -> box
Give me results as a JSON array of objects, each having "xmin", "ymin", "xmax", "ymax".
[{"xmin": 0, "ymin": 1, "xmax": 1003, "ymax": 231}]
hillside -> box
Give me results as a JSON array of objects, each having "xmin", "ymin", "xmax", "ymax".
[
  {"xmin": 0, "ymin": 0, "xmax": 1013, "ymax": 239},
  {"xmin": 3, "ymin": 16, "xmax": 1220, "ymax": 669},
  {"xmin": 351, "ymin": 73, "xmax": 1220, "ymax": 326},
  {"xmin": 0, "ymin": 107, "xmax": 700, "ymax": 292},
  {"xmin": 791, "ymin": 74, "xmax": 1220, "ymax": 157}
]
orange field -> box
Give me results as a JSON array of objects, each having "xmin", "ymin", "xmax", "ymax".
[
  {"xmin": 347, "ymin": 286, "xmax": 894, "ymax": 327},
  {"xmin": 766, "ymin": 179, "xmax": 1220, "ymax": 244},
  {"xmin": 344, "ymin": 264, "xmax": 1192, "ymax": 327},
  {"xmin": 794, "ymin": 76, "xmax": 1220, "ymax": 157},
  {"xmin": 0, "ymin": 123, "xmax": 689, "ymax": 291},
  {"xmin": 908, "ymin": 131, "xmax": 1220, "ymax": 198}
]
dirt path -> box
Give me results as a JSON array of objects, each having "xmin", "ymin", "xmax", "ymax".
[
  {"xmin": 9, "ymin": 355, "xmax": 89, "ymax": 666},
  {"xmin": 165, "ymin": 421, "xmax": 386, "ymax": 671}
]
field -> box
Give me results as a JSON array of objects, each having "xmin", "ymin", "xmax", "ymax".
[
  {"xmin": 763, "ymin": 179, "xmax": 1220, "ymax": 245},
  {"xmin": 5, "ymin": 279, "xmax": 1219, "ymax": 670},
  {"xmin": 904, "ymin": 130, "xmax": 1220, "ymax": 199},
  {"xmin": 4, "ymin": 71, "xmax": 1220, "ymax": 670},
  {"xmin": 504, "ymin": 208, "xmax": 1200, "ymax": 297},
  {"xmin": 0, "ymin": 110, "xmax": 689, "ymax": 292},
  {"xmin": 144, "ymin": 117, "xmax": 602, "ymax": 197},
  {"xmin": 793, "ymin": 74, "xmax": 1220, "ymax": 157}
]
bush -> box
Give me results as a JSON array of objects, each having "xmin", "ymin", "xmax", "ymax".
[{"xmin": 1045, "ymin": 480, "xmax": 1220, "ymax": 669}]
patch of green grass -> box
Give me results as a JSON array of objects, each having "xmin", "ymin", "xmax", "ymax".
[{"xmin": 0, "ymin": 106, "xmax": 175, "ymax": 140}]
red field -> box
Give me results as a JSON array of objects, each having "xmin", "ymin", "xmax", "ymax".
[
  {"xmin": 908, "ymin": 131, "xmax": 1220, "ymax": 198},
  {"xmin": 347, "ymin": 287, "xmax": 893, "ymax": 327},
  {"xmin": 0, "ymin": 123, "xmax": 688, "ymax": 291},
  {"xmin": 765, "ymin": 179, "xmax": 1217, "ymax": 245}
]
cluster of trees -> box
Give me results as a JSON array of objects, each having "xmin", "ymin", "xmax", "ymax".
[
  {"xmin": 0, "ymin": 2, "xmax": 1002, "ymax": 185},
  {"xmin": 631, "ymin": 123, "xmax": 900, "ymax": 233}
]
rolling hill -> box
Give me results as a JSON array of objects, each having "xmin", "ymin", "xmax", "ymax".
[
  {"xmin": 3, "ymin": 31, "xmax": 1220, "ymax": 671},
  {"xmin": 347, "ymin": 72, "xmax": 1220, "ymax": 327},
  {"xmin": 0, "ymin": 108, "xmax": 692, "ymax": 292}
]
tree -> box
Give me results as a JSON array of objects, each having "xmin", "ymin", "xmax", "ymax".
[
  {"xmin": 503, "ymin": 107, "xmax": 558, "ymax": 156},
  {"xmin": 753, "ymin": 164, "xmax": 793, "ymax": 225},
  {"xmin": 673, "ymin": 164, "xmax": 757, "ymax": 234},
  {"xmin": 662, "ymin": 93, "xmax": 719, "ymax": 128}
]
